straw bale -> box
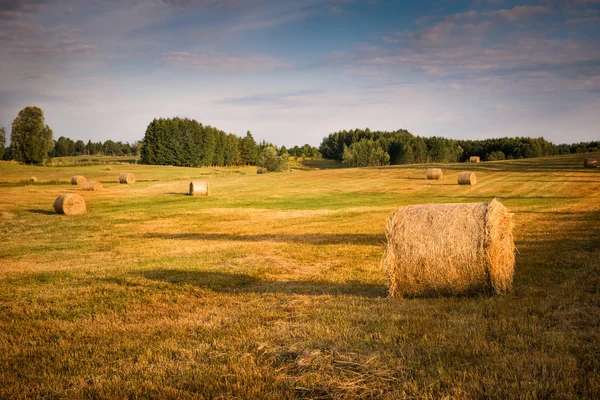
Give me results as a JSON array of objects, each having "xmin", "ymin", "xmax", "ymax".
[
  {"xmin": 257, "ymin": 167, "xmax": 268, "ymax": 174},
  {"xmin": 189, "ymin": 181, "xmax": 209, "ymax": 196},
  {"xmin": 82, "ymin": 180, "xmax": 103, "ymax": 191},
  {"xmin": 584, "ymin": 159, "xmax": 597, "ymax": 168},
  {"xmin": 426, "ymin": 168, "xmax": 443, "ymax": 180},
  {"xmin": 382, "ymin": 199, "xmax": 515, "ymax": 297},
  {"xmin": 458, "ymin": 171, "xmax": 476, "ymax": 185},
  {"xmin": 53, "ymin": 194, "xmax": 86, "ymax": 215},
  {"xmin": 119, "ymin": 173, "xmax": 135, "ymax": 184},
  {"xmin": 469, "ymin": 156, "xmax": 481, "ymax": 163},
  {"xmin": 71, "ymin": 175, "xmax": 87, "ymax": 185}
]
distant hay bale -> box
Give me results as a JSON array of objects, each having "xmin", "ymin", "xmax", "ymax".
[
  {"xmin": 426, "ymin": 168, "xmax": 443, "ymax": 180},
  {"xmin": 119, "ymin": 173, "xmax": 135, "ymax": 184},
  {"xmin": 30, "ymin": 177, "xmax": 37, "ymax": 183},
  {"xmin": 458, "ymin": 171, "xmax": 477, "ymax": 185},
  {"xmin": 469, "ymin": 156, "xmax": 481, "ymax": 163},
  {"xmin": 382, "ymin": 199, "xmax": 515, "ymax": 298},
  {"xmin": 189, "ymin": 181, "xmax": 209, "ymax": 196},
  {"xmin": 71, "ymin": 175, "xmax": 87, "ymax": 185},
  {"xmin": 257, "ymin": 167, "xmax": 268, "ymax": 174},
  {"xmin": 105, "ymin": 166, "xmax": 113, "ymax": 171},
  {"xmin": 53, "ymin": 194, "xmax": 86, "ymax": 216},
  {"xmin": 584, "ymin": 159, "xmax": 597, "ymax": 168},
  {"xmin": 82, "ymin": 180, "xmax": 103, "ymax": 191}
]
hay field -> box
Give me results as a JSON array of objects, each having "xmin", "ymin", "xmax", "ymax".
[{"xmin": 1, "ymin": 152, "xmax": 599, "ymax": 398}]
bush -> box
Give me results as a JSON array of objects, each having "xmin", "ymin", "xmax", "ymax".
[
  {"xmin": 487, "ymin": 151, "xmax": 506, "ymax": 161},
  {"xmin": 258, "ymin": 146, "xmax": 289, "ymax": 172}
]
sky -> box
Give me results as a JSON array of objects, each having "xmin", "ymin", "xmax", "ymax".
[{"xmin": 0, "ymin": 0, "xmax": 599, "ymax": 147}]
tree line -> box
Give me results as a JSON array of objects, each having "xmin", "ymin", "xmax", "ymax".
[
  {"xmin": 319, "ymin": 128, "xmax": 599, "ymax": 167},
  {"xmin": 2, "ymin": 106, "xmax": 597, "ymax": 168},
  {"xmin": 140, "ymin": 117, "xmax": 319, "ymax": 169}
]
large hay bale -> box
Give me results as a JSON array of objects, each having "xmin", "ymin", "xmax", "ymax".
[
  {"xmin": 426, "ymin": 168, "xmax": 443, "ymax": 180},
  {"xmin": 53, "ymin": 194, "xmax": 86, "ymax": 215},
  {"xmin": 584, "ymin": 159, "xmax": 597, "ymax": 168},
  {"xmin": 105, "ymin": 166, "xmax": 113, "ymax": 171},
  {"xmin": 257, "ymin": 167, "xmax": 268, "ymax": 174},
  {"xmin": 119, "ymin": 173, "xmax": 135, "ymax": 184},
  {"xmin": 82, "ymin": 180, "xmax": 103, "ymax": 191},
  {"xmin": 458, "ymin": 171, "xmax": 477, "ymax": 185},
  {"xmin": 30, "ymin": 177, "xmax": 37, "ymax": 183},
  {"xmin": 469, "ymin": 156, "xmax": 481, "ymax": 163},
  {"xmin": 382, "ymin": 199, "xmax": 515, "ymax": 298},
  {"xmin": 71, "ymin": 175, "xmax": 87, "ymax": 185},
  {"xmin": 189, "ymin": 181, "xmax": 209, "ymax": 196}
]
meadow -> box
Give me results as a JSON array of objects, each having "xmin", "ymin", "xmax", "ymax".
[{"xmin": 0, "ymin": 152, "xmax": 599, "ymax": 398}]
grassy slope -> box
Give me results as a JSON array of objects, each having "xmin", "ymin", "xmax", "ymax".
[{"xmin": 0, "ymin": 152, "xmax": 599, "ymax": 398}]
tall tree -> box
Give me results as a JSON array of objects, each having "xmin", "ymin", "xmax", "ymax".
[
  {"xmin": 0, "ymin": 127, "xmax": 6, "ymax": 160},
  {"xmin": 10, "ymin": 106, "xmax": 54, "ymax": 164},
  {"xmin": 240, "ymin": 131, "xmax": 258, "ymax": 165}
]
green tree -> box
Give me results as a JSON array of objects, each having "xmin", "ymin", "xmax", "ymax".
[
  {"xmin": 0, "ymin": 127, "xmax": 6, "ymax": 160},
  {"xmin": 10, "ymin": 106, "xmax": 54, "ymax": 164},
  {"xmin": 257, "ymin": 145, "xmax": 288, "ymax": 172},
  {"xmin": 342, "ymin": 140, "xmax": 390, "ymax": 167},
  {"xmin": 240, "ymin": 131, "xmax": 258, "ymax": 165}
]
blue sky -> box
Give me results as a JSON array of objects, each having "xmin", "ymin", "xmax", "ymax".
[{"xmin": 1, "ymin": 0, "xmax": 599, "ymax": 146}]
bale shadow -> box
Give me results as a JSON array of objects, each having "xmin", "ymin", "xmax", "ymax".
[
  {"xmin": 26, "ymin": 209, "xmax": 55, "ymax": 215},
  {"xmin": 136, "ymin": 232, "xmax": 385, "ymax": 246},
  {"xmin": 138, "ymin": 269, "xmax": 387, "ymax": 298}
]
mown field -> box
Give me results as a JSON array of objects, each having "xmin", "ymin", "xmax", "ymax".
[{"xmin": 0, "ymin": 152, "xmax": 599, "ymax": 399}]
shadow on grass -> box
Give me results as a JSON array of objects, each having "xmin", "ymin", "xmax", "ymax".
[
  {"xmin": 138, "ymin": 269, "xmax": 387, "ymax": 298},
  {"xmin": 137, "ymin": 232, "xmax": 385, "ymax": 246},
  {"xmin": 26, "ymin": 209, "xmax": 55, "ymax": 215}
]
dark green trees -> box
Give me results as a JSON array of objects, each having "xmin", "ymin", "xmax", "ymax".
[
  {"xmin": 0, "ymin": 127, "xmax": 5, "ymax": 160},
  {"xmin": 10, "ymin": 106, "xmax": 54, "ymax": 164},
  {"xmin": 318, "ymin": 128, "xmax": 593, "ymax": 166},
  {"xmin": 140, "ymin": 118, "xmax": 241, "ymax": 167}
]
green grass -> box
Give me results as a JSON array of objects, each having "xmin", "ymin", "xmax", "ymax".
[{"xmin": 0, "ymin": 152, "xmax": 599, "ymax": 398}]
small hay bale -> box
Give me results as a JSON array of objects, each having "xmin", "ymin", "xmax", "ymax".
[
  {"xmin": 584, "ymin": 159, "xmax": 597, "ymax": 168},
  {"xmin": 469, "ymin": 156, "xmax": 481, "ymax": 163},
  {"xmin": 426, "ymin": 168, "xmax": 443, "ymax": 180},
  {"xmin": 53, "ymin": 194, "xmax": 86, "ymax": 215},
  {"xmin": 71, "ymin": 175, "xmax": 87, "ymax": 185},
  {"xmin": 119, "ymin": 173, "xmax": 135, "ymax": 184},
  {"xmin": 257, "ymin": 167, "xmax": 268, "ymax": 174},
  {"xmin": 82, "ymin": 180, "xmax": 103, "ymax": 191},
  {"xmin": 458, "ymin": 171, "xmax": 476, "ymax": 185},
  {"xmin": 105, "ymin": 166, "xmax": 113, "ymax": 171},
  {"xmin": 30, "ymin": 177, "xmax": 37, "ymax": 183},
  {"xmin": 189, "ymin": 181, "xmax": 209, "ymax": 196},
  {"xmin": 382, "ymin": 199, "xmax": 515, "ymax": 298}
]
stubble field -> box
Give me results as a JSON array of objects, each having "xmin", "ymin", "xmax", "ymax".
[{"xmin": 0, "ymin": 152, "xmax": 599, "ymax": 398}]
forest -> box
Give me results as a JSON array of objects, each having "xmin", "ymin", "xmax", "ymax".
[
  {"xmin": 1, "ymin": 108, "xmax": 597, "ymax": 168},
  {"xmin": 318, "ymin": 128, "xmax": 599, "ymax": 167}
]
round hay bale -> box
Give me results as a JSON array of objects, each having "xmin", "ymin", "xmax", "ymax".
[
  {"xmin": 426, "ymin": 168, "xmax": 443, "ymax": 180},
  {"xmin": 71, "ymin": 175, "xmax": 87, "ymax": 185},
  {"xmin": 584, "ymin": 159, "xmax": 597, "ymax": 168},
  {"xmin": 30, "ymin": 177, "xmax": 37, "ymax": 183},
  {"xmin": 105, "ymin": 166, "xmax": 113, "ymax": 171},
  {"xmin": 189, "ymin": 181, "xmax": 209, "ymax": 196},
  {"xmin": 119, "ymin": 173, "xmax": 135, "ymax": 184},
  {"xmin": 257, "ymin": 167, "xmax": 268, "ymax": 174},
  {"xmin": 469, "ymin": 156, "xmax": 481, "ymax": 163},
  {"xmin": 82, "ymin": 180, "xmax": 103, "ymax": 191},
  {"xmin": 382, "ymin": 199, "xmax": 515, "ymax": 298},
  {"xmin": 458, "ymin": 171, "xmax": 476, "ymax": 185},
  {"xmin": 53, "ymin": 194, "xmax": 86, "ymax": 215}
]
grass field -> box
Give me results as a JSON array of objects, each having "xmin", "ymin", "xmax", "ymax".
[{"xmin": 1, "ymin": 152, "xmax": 599, "ymax": 398}]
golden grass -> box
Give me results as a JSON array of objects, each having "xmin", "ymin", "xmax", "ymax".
[{"xmin": 0, "ymin": 152, "xmax": 599, "ymax": 398}]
